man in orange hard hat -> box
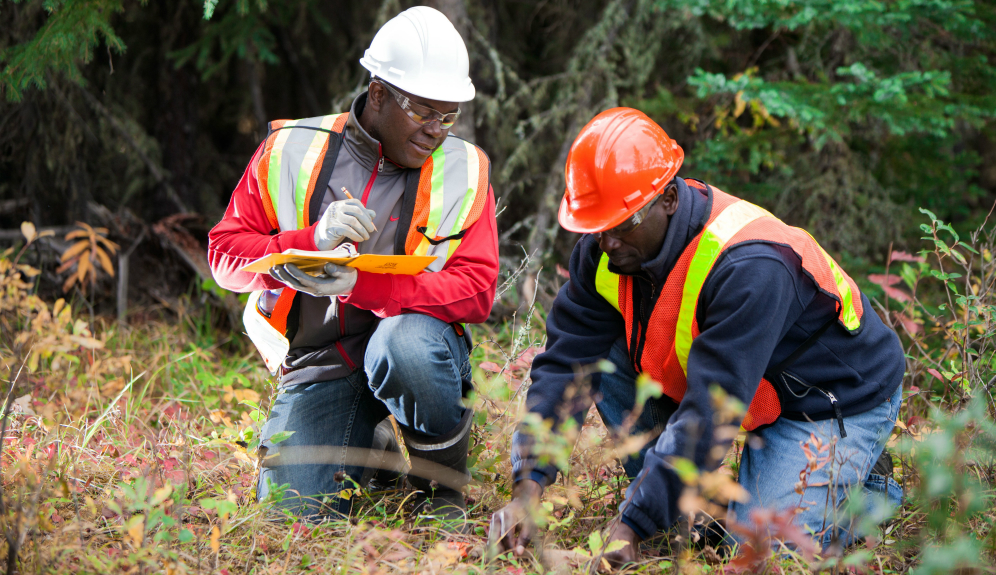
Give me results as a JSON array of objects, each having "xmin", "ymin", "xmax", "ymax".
[{"xmin": 490, "ymin": 108, "xmax": 904, "ymax": 565}]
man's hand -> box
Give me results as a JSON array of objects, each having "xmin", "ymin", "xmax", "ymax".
[
  {"xmin": 601, "ymin": 520, "xmax": 642, "ymax": 570},
  {"xmin": 314, "ymin": 198, "xmax": 377, "ymax": 250},
  {"xmin": 269, "ymin": 263, "xmax": 357, "ymax": 297},
  {"xmin": 488, "ymin": 479, "xmax": 543, "ymax": 558}
]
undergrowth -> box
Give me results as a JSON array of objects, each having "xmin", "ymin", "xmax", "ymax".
[{"xmin": 1, "ymin": 212, "xmax": 995, "ymax": 574}]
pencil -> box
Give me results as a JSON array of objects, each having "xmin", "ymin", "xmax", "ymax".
[{"xmin": 341, "ymin": 187, "xmax": 377, "ymax": 232}]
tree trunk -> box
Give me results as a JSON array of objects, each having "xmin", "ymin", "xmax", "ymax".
[{"xmin": 426, "ymin": 0, "xmax": 476, "ymax": 144}]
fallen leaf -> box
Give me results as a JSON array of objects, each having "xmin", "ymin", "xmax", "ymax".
[{"xmin": 210, "ymin": 525, "xmax": 220, "ymax": 554}]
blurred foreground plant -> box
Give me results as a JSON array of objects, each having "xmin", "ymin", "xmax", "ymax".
[{"xmin": 869, "ymin": 208, "xmax": 996, "ymax": 571}]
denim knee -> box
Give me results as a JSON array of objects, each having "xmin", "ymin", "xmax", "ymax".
[{"xmin": 364, "ymin": 314, "xmax": 468, "ymax": 435}]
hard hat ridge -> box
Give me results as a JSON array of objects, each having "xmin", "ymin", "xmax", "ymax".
[{"xmin": 360, "ymin": 6, "xmax": 476, "ymax": 103}]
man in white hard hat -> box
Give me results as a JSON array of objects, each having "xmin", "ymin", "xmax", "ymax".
[{"xmin": 208, "ymin": 7, "xmax": 497, "ymax": 526}]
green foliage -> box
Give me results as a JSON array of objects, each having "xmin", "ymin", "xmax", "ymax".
[
  {"xmin": 899, "ymin": 397, "xmax": 996, "ymax": 574},
  {"xmin": 0, "ymin": 0, "xmax": 132, "ymax": 101},
  {"xmin": 627, "ymin": 0, "xmax": 996, "ymax": 257}
]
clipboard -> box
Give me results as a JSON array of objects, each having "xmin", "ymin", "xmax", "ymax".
[{"xmin": 238, "ymin": 247, "xmax": 435, "ymax": 276}]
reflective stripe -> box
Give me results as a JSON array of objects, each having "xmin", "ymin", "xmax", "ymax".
[
  {"xmin": 595, "ymin": 253, "xmax": 621, "ymax": 312},
  {"xmin": 675, "ymin": 201, "xmax": 771, "ymax": 373},
  {"xmin": 443, "ymin": 140, "xmax": 481, "ymax": 261},
  {"xmin": 813, "ymin": 236, "xmax": 861, "ymax": 330},
  {"xmin": 292, "ymin": 115, "xmax": 340, "ymax": 229},
  {"xmin": 266, "ymin": 120, "xmax": 297, "ymax": 231}
]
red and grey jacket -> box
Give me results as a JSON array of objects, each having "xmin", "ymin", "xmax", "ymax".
[
  {"xmin": 208, "ymin": 95, "xmax": 498, "ymax": 382},
  {"xmin": 513, "ymin": 177, "xmax": 904, "ymax": 537}
]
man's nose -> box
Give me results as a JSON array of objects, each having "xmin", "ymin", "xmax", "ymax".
[
  {"xmin": 598, "ymin": 233, "xmax": 622, "ymax": 254},
  {"xmin": 422, "ymin": 119, "xmax": 443, "ymax": 139}
]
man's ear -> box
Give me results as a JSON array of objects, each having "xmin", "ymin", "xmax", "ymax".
[
  {"xmin": 367, "ymin": 81, "xmax": 386, "ymax": 113},
  {"xmin": 661, "ymin": 182, "xmax": 680, "ymax": 216}
]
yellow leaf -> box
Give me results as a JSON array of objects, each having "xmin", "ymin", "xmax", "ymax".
[
  {"xmin": 76, "ymin": 251, "xmax": 91, "ymax": 284},
  {"xmin": 127, "ymin": 517, "xmax": 145, "ymax": 547},
  {"xmin": 210, "ymin": 526, "xmax": 221, "ymax": 554},
  {"xmin": 95, "ymin": 247, "xmax": 115, "ymax": 277},
  {"xmin": 16, "ymin": 265, "xmax": 40, "ymax": 278},
  {"xmin": 20, "ymin": 222, "xmax": 36, "ymax": 243},
  {"xmin": 60, "ymin": 240, "xmax": 90, "ymax": 263},
  {"xmin": 96, "ymin": 234, "xmax": 119, "ymax": 253},
  {"xmin": 152, "ymin": 484, "xmax": 174, "ymax": 506},
  {"xmin": 62, "ymin": 275, "xmax": 76, "ymax": 294},
  {"xmin": 733, "ymin": 91, "xmax": 746, "ymax": 118},
  {"xmin": 895, "ymin": 420, "xmax": 907, "ymax": 431},
  {"xmin": 232, "ymin": 388, "xmax": 261, "ymax": 404}
]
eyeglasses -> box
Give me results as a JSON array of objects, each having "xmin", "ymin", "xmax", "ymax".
[
  {"xmin": 377, "ymin": 81, "xmax": 461, "ymax": 129},
  {"xmin": 600, "ymin": 195, "xmax": 662, "ymax": 239}
]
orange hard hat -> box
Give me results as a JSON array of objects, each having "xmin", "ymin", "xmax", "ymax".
[{"xmin": 559, "ymin": 107, "xmax": 684, "ymax": 233}]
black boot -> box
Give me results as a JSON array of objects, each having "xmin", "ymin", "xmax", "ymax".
[
  {"xmin": 360, "ymin": 417, "xmax": 409, "ymax": 491},
  {"xmin": 402, "ymin": 409, "xmax": 473, "ymax": 530},
  {"xmin": 871, "ymin": 447, "xmax": 895, "ymax": 477}
]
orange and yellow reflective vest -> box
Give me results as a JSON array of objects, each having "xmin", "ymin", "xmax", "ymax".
[
  {"xmin": 243, "ymin": 113, "xmax": 491, "ymax": 374},
  {"xmin": 593, "ymin": 180, "xmax": 864, "ymax": 430}
]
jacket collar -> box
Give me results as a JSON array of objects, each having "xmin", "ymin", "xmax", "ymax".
[
  {"xmin": 344, "ymin": 92, "xmax": 404, "ymax": 176},
  {"xmin": 636, "ymin": 177, "xmax": 711, "ymax": 285}
]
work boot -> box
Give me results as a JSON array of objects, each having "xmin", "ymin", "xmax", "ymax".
[
  {"xmin": 360, "ymin": 417, "xmax": 409, "ymax": 491},
  {"xmin": 402, "ymin": 409, "xmax": 474, "ymax": 531},
  {"xmin": 871, "ymin": 447, "xmax": 895, "ymax": 477}
]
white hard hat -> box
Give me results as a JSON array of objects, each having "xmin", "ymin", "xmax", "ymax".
[{"xmin": 359, "ymin": 6, "xmax": 476, "ymax": 103}]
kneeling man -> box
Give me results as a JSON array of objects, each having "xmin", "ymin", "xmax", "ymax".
[
  {"xmin": 208, "ymin": 7, "xmax": 498, "ymax": 524},
  {"xmin": 493, "ymin": 108, "xmax": 903, "ymax": 564}
]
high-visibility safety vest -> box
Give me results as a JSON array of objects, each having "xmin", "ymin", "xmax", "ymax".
[
  {"xmin": 593, "ymin": 180, "xmax": 863, "ymax": 430},
  {"xmin": 243, "ymin": 113, "xmax": 491, "ymax": 374}
]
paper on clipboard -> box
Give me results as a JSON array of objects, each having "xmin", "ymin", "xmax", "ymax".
[{"xmin": 238, "ymin": 245, "xmax": 435, "ymax": 276}]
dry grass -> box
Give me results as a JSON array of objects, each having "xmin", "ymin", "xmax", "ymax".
[{"xmin": 0, "ymin": 309, "xmax": 947, "ymax": 575}]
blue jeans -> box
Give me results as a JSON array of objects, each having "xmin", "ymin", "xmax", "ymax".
[
  {"xmin": 256, "ymin": 313, "xmax": 471, "ymax": 517},
  {"xmin": 596, "ymin": 338, "xmax": 902, "ymax": 549},
  {"xmin": 729, "ymin": 382, "xmax": 903, "ymax": 549}
]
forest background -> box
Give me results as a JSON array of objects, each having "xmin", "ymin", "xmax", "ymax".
[{"xmin": 1, "ymin": 0, "xmax": 996, "ymax": 573}]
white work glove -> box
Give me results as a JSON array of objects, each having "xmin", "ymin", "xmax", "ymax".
[
  {"xmin": 268, "ymin": 263, "xmax": 358, "ymax": 297},
  {"xmin": 314, "ymin": 198, "xmax": 377, "ymax": 250}
]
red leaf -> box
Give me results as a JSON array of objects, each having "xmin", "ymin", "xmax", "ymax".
[
  {"xmin": 927, "ymin": 368, "xmax": 945, "ymax": 382},
  {"xmin": 868, "ymin": 274, "xmax": 902, "ymax": 287},
  {"xmin": 882, "ymin": 285, "xmax": 912, "ymax": 303},
  {"xmin": 892, "ymin": 312, "xmax": 922, "ymax": 334},
  {"xmin": 555, "ymin": 264, "xmax": 570, "ymax": 279},
  {"xmin": 479, "ymin": 362, "xmax": 502, "ymax": 373},
  {"xmin": 891, "ymin": 251, "xmax": 926, "ymax": 263}
]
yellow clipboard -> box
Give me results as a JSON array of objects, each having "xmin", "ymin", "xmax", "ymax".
[{"xmin": 238, "ymin": 248, "xmax": 435, "ymax": 276}]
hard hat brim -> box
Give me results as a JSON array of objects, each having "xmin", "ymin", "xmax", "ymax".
[{"xmin": 558, "ymin": 193, "xmax": 650, "ymax": 234}]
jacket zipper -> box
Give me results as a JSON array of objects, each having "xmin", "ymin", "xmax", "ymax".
[
  {"xmin": 336, "ymin": 145, "xmax": 381, "ymax": 372},
  {"xmin": 781, "ymin": 372, "xmax": 847, "ymax": 438},
  {"xmin": 360, "ymin": 144, "xmax": 384, "ymax": 206},
  {"xmin": 823, "ymin": 390, "xmax": 847, "ymax": 438}
]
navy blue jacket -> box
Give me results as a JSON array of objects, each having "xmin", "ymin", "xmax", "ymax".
[{"xmin": 512, "ymin": 177, "xmax": 905, "ymax": 538}]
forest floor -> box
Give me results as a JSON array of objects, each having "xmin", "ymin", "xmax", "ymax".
[{"xmin": 1, "ymin": 301, "xmax": 978, "ymax": 575}]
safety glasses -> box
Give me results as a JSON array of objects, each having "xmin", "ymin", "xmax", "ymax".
[
  {"xmin": 377, "ymin": 81, "xmax": 461, "ymax": 129},
  {"xmin": 600, "ymin": 194, "xmax": 662, "ymax": 239}
]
